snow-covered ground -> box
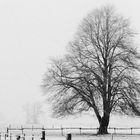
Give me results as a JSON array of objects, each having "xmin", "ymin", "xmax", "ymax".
[
  {"xmin": 44, "ymin": 135, "xmax": 140, "ymax": 140},
  {"xmin": 1, "ymin": 134, "xmax": 140, "ymax": 140},
  {"xmin": 1, "ymin": 115, "xmax": 140, "ymax": 139}
]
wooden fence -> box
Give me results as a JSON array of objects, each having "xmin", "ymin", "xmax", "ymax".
[
  {"xmin": 4, "ymin": 126, "xmax": 140, "ymax": 134},
  {"xmin": 0, "ymin": 126, "xmax": 140, "ymax": 139},
  {"xmin": 0, "ymin": 127, "xmax": 140, "ymax": 140}
]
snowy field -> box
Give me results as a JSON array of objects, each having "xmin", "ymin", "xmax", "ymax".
[
  {"xmin": 1, "ymin": 127, "xmax": 140, "ymax": 140},
  {"xmin": 1, "ymin": 134, "xmax": 140, "ymax": 140},
  {"xmin": 1, "ymin": 115, "xmax": 140, "ymax": 140}
]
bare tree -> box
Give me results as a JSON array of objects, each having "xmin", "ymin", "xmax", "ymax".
[
  {"xmin": 23, "ymin": 102, "xmax": 42, "ymax": 124},
  {"xmin": 42, "ymin": 6, "xmax": 140, "ymax": 134}
]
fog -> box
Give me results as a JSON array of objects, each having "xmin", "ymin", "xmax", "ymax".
[{"xmin": 0, "ymin": 0, "xmax": 140, "ymax": 125}]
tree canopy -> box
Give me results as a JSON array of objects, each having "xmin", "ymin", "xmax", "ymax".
[{"xmin": 42, "ymin": 6, "xmax": 140, "ymax": 134}]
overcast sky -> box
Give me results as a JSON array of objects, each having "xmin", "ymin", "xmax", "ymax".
[{"xmin": 0, "ymin": 0, "xmax": 140, "ymax": 125}]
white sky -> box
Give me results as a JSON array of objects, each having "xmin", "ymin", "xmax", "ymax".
[{"xmin": 0, "ymin": 0, "xmax": 140, "ymax": 125}]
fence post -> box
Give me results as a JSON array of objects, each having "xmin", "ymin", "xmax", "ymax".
[
  {"xmin": 114, "ymin": 128, "xmax": 116, "ymax": 134},
  {"xmin": 66, "ymin": 134, "xmax": 71, "ymax": 140},
  {"xmin": 5, "ymin": 134, "xmax": 7, "ymax": 140},
  {"xmin": 61, "ymin": 128, "xmax": 63, "ymax": 136},
  {"xmin": 41, "ymin": 131, "xmax": 45, "ymax": 140},
  {"xmin": 21, "ymin": 126, "xmax": 24, "ymax": 134},
  {"xmin": 10, "ymin": 133, "xmax": 12, "ymax": 140},
  {"xmin": 23, "ymin": 134, "xmax": 25, "ymax": 140},
  {"xmin": 32, "ymin": 134, "xmax": 34, "ymax": 140},
  {"xmin": 7, "ymin": 128, "xmax": 9, "ymax": 136},
  {"xmin": 79, "ymin": 128, "xmax": 81, "ymax": 135},
  {"xmin": 131, "ymin": 128, "xmax": 133, "ymax": 135}
]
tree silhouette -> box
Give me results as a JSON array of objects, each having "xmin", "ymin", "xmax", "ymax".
[{"xmin": 42, "ymin": 6, "xmax": 140, "ymax": 134}]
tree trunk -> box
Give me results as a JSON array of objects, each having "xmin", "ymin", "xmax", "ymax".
[{"xmin": 97, "ymin": 114, "xmax": 110, "ymax": 135}]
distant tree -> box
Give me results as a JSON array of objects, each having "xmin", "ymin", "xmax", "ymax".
[
  {"xmin": 23, "ymin": 102, "xmax": 42, "ymax": 124},
  {"xmin": 42, "ymin": 6, "xmax": 140, "ymax": 134}
]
